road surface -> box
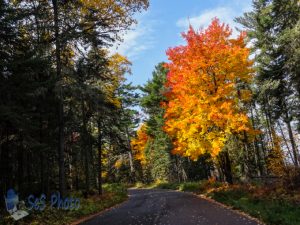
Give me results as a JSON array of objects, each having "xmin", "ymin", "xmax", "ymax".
[{"xmin": 80, "ymin": 188, "xmax": 261, "ymax": 225}]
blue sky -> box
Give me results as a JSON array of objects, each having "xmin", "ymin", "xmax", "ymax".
[{"xmin": 112, "ymin": 0, "xmax": 253, "ymax": 87}]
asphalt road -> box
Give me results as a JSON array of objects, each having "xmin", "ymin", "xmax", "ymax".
[{"xmin": 80, "ymin": 188, "xmax": 261, "ymax": 225}]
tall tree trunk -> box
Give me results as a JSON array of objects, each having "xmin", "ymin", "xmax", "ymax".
[
  {"xmin": 17, "ymin": 141, "xmax": 24, "ymax": 194},
  {"xmin": 282, "ymin": 100, "xmax": 299, "ymax": 167},
  {"xmin": 87, "ymin": 122, "xmax": 95, "ymax": 189},
  {"xmin": 52, "ymin": 0, "xmax": 65, "ymax": 196},
  {"xmin": 284, "ymin": 113, "xmax": 299, "ymax": 167},
  {"xmin": 242, "ymin": 132, "xmax": 250, "ymax": 179},
  {"xmin": 219, "ymin": 151, "xmax": 233, "ymax": 184},
  {"xmin": 263, "ymin": 97, "xmax": 275, "ymax": 149},
  {"xmin": 278, "ymin": 121, "xmax": 296, "ymax": 165},
  {"xmin": 81, "ymin": 99, "xmax": 90, "ymax": 197},
  {"xmin": 250, "ymin": 102, "xmax": 264, "ymax": 176},
  {"xmin": 121, "ymin": 102, "xmax": 135, "ymax": 180},
  {"xmin": 81, "ymin": 100, "xmax": 90, "ymax": 196},
  {"xmin": 128, "ymin": 151, "xmax": 134, "ymax": 175},
  {"xmin": 97, "ymin": 120, "xmax": 102, "ymax": 195},
  {"xmin": 125, "ymin": 127, "xmax": 134, "ymax": 175},
  {"xmin": 74, "ymin": 148, "xmax": 79, "ymax": 191},
  {"xmin": 253, "ymin": 102, "xmax": 268, "ymax": 172},
  {"xmin": 46, "ymin": 152, "xmax": 50, "ymax": 196},
  {"xmin": 39, "ymin": 113, "xmax": 45, "ymax": 193}
]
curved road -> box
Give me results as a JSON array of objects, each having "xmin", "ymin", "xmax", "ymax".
[{"xmin": 81, "ymin": 188, "xmax": 261, "ymax": 225}]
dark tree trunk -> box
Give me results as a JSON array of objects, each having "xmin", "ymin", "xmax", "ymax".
[
  {"xmin": 46, "ymin": 152, "xmax": 50, "ymax": 196},
  {"xmin": 283, "ymin": 101, "xmax": 298, "ymax": 167},
  {"xmin": 81, "ymin": 100, "xmax": 90, "ymax": 196},
  {"xmin": 278, "ymin": 121, "xmax": 296, "ymax": 165},
  {"xmin": 52, "ymin": 0, "xmax": 66, "ymax": 197},
  {"xmin": 17, "ymin": 135, "xmax": 24, "ymax": 194},
  {"xmin": 253, "ymin": 102, "xmax": 268, "ymax": 173},
  {"xmin": 97, "ymin": 120, "xmax": 103, "ymax": 195},
  {"xmin": 219, "ymin": 151, "xmax": 233, "ymax": 184},
  {"xmin": 250, "ymin": 103, "xmax": 264, "ymax": 176},
  {"xmin": 285, "ymin": 117, "xmax": 299, "ymax": 167},
  {"xmin": 262, "ymin": 98, "xmax": 275, "ymax": 148},
  {"xmin": 39, "ymin": 114, "xmax": 45, "ymax": 193},
  {"xmin": 119, "ymin": 101, "xmax": 135, "ymax": 181}
]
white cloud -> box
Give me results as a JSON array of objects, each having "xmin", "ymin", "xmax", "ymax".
[
  {"xmin": 110, "ymin": 18, "xmax": 154, "ymax": 60},
  {"xmin": 176, "ymin": 6, "xmax": 246, "ymax": 37}
]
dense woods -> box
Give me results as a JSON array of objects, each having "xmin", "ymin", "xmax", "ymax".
[
  {"xmin": 133, "ymin": 0, "xmax": 300, "ymax": 187},
  {"xmin": 0, "ymin": 0, "xmax": 149, "ymax": 201},
  {"xmin": 1, "ymin": 0, "xmax": 300, "ymax": 218}
]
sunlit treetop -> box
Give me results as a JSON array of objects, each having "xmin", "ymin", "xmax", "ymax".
[
  {"xmin": 78, "ymin": 0, "xmax": 149, "ymax": 42},
  {"xmin": 164, "ymin": 18, "xmax": 257, "ymax": 160}
]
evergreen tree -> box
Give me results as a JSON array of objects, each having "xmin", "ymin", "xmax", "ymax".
[
  {"xmin": 139, "ymin": 63, "xmax": 173, "ymax": 182},
  {"xmin": 237, "ymin": 0, "xmax": 300, "ymax": 167}
]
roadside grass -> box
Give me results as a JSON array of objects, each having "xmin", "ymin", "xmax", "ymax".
[
  {"xmin": 143, "ymin": 179, "xmax": 223, "ymax": 193},
  {"xmin": 208, "ymin": 187, "xmax": 300, "ymax": 225},
  {"xmin": 135, "ymin": 180, "xmax": 300, "ymax": 225},
  {"xmin": 155, "ymin": 182, "xmax": 202, "ymax": 192},
  {"xmin": 0, "ymin": 183, "xmax": 127, "ymax": 225}
]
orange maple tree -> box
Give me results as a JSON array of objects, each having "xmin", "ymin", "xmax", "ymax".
[
  {"xmin": 131, "ymin": 124, "xmax": 149, "ymax": 165},
  {"xmin": 164, "ymin": 18, "xmax": 256, "ymax": 160}
]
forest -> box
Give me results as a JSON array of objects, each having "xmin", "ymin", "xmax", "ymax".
[
  {"xmin": 133, "ymin": 2, "xmax": 300, "ymax": 186},
  {"xmin": 0, "ymin": 0, "xmax": 300, "ymax": 224}
]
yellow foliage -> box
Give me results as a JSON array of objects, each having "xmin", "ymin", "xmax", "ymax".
[
  {"xmin": 164, "ymin": 19, "xmax": 257, "ymax": 160},
  {"xmin": 267, "ymin": 130, "xmax": 286, "ymax": 177},
  {"xmin": 131, "ymin": 124, "xmax": 149, "ymax": 165},
  {"xmin": 101, "ymin": 171, "xmax": 108, "ymax": 178},
  {"xmin": 78, "ymin": 0, "xmax": 149, "ymax": 33},
  {"xmin": 114, "ymin": 159, "xmax": 123, "ymax": 169},
  {"xmin": 102, "ymin": 53, "xmax": 132, "ymax": 108}
]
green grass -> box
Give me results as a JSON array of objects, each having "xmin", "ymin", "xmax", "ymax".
[
  {"xmin": 154, "ymin": 182, "xmax": 203, "ymax": 192},
  {"xmin": 154, "ymin": 182, "xmax": 180, "ymax": 190},
  {"xmin": 147, "ymin": 180, "xmax": 222, "ymax": 193},
  {"xmin": 0, "ymin": 183, "xmax": 128, "ymax": 225},
  {"xmin": 208, "ymin": 188, "xmax": 300, "ymax": 225}
]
